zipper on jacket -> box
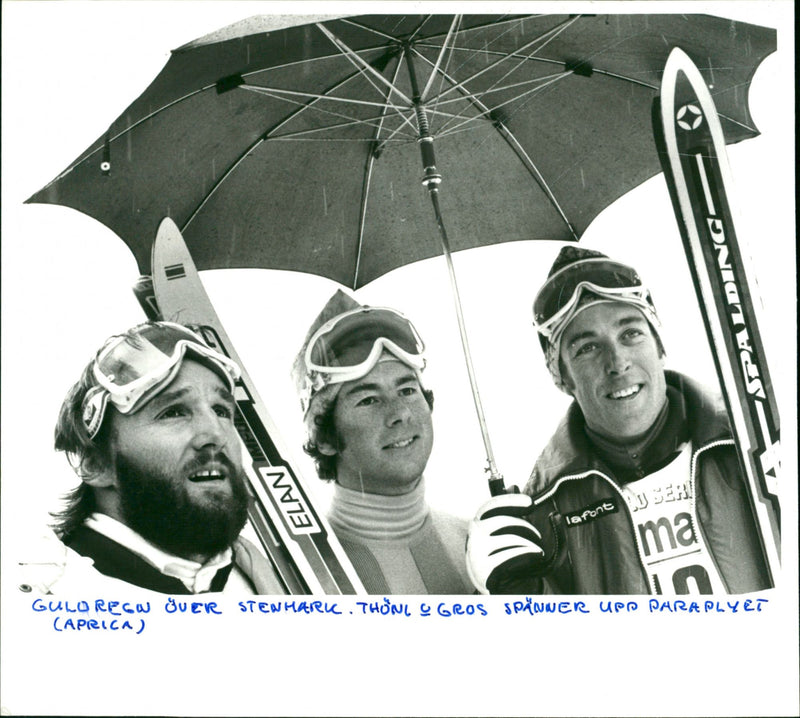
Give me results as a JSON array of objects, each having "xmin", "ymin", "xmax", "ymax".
[
  {"xmin": 533, "ymin": 437, "xmax": 737, "ymax": 595},
  {"xmin": 688, "ymin": 439, "xmax": 736, "ymax": 594}
]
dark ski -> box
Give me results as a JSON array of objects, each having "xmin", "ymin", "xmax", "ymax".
[
  {"xmin": 653, "ymin": 48, "xmax": 781, "ymax": 584},
  {"xmin": 147, "ymin": 217, "xmax": 365, "ymax": 595}
]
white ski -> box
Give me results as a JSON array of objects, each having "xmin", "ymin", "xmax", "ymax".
[{"xmin": 654, "ymin": 48, "xmax": 781, "ymax": 585}]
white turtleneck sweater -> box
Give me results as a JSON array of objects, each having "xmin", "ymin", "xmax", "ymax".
[{"xmin": 327, "ymin": 478, "xmax": 472, "ymax": 594}]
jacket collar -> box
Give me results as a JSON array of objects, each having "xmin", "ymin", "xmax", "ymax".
[{"xmin": 531, "ymin": 370, "xmax": 732, "ymax": 490}]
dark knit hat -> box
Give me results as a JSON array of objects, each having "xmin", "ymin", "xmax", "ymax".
[{"xmin": 548, "ymin": 245, "xmax": 609, "ymax": 275}]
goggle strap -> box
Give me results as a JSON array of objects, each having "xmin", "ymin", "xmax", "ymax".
[{"xmin": 81, "ymin": 386, "xmax": 109, "ymax": 440}]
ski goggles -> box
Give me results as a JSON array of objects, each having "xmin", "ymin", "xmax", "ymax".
[
  {"xmin": 303, "ymin": 306, "xmax": 426, "ymax": 392},
  {"xmin": 81, "ymin": 321, "xmax": 241, "ymax": 439},
  {"xmin": 533, "ymin": 258, "xmax": 655, "ymax": 340}
]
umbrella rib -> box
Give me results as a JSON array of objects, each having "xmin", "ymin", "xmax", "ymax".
[
  {"xmin": 429, "ymin": 70, "xmax": 564, "ymax": 113},
  {"xmin": 354, "ymin": 55, "xmax": 406, "ymax": 288},
  {"xmin": 404, "ymin": 14, "xmax": 543, "ymax": 44},
  {"xmin": 241, "ymin": 87, "xmax": 418, "ymax": 140},
  {"xmin": 435, "ymin": 72, "xmax": 568, "ymax": 137},
  {"xmin": 502, "ymin": 133, "xmax": 580, "ymax": 241},
  {"xmin": 57, "ymin": 41, "xmax": 411, "ymax": 171},
  {"xmin": 406, "ymin": 15, "xmax": 438, "ymax": 43},
  {"xmin": 426, "ymin": 40, "xmax": 576, "ymax": 139},
  {"xmin": 249, "ymin": 65, "xmax": 396, "ymax": 139},
  {"xmin": 181, "ymin": 56, "xmax": 412, "ymax": 234},
  {"xmin": 426, "ymin": 15, "xmax": 580, "ymax": 111},
  {"xmin": 423, "ymin": 17, "xmax": 471, "ymax": 128},
  {"xmin": 414, "ymin": 52, "xmax": 578, "ymax": 240},
  {"xmin": 337, "ymin": 15, "xmax": 441, "ymax": 43},
  {"xmin": 315, "ymin": 23, "xmax": 413, "ymax": 106},
  {"xmin": 411, "ymin": 45, "xmax": 567, "ymax": 139},
  {"xmin": 265, "ymin": 122, "xmax": 417, "ymax": 142},
  {"xmin": 337, "ymin": 17, "xmax": 402, "ymax": 42},
  {"xmin": 590, "ymin": 67, "xmax": 757, "ymax": 133},
  {"xmin": 241, "ymin": 84, "xmax": 410, "ymax": 111},
  {"xmin": 312, "ymin": 23, "xmax": 418, "ymax": 135},
  {"xmin": 420, "ymin": 15, "xmax": 560, "ymax": 107},
  {"xmin": 495, "ymin": 64, "xmax": 757, "ymax": 134},
  {"xmin": 54, "ymin": 91, "xmax": 207, "ymax": 172},
  {"xmin": 430, "ymin": 14, "xmax": 544, "ymax": 38},
  {"xmin": 421, "ymin": 15, "xmax": 462, "ymax": 101},
  {"xmin": 431, "ymin": 58, "xmax": 755, "ymax": 139},
  {"xmin": 181, "ymin": 136, "xmax": 266, "ymax": 234}
]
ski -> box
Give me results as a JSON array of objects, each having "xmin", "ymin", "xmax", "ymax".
[
  {"xmin": 653, "ymin": 48, "xmax": 781, "ymax": 585},
  {"xmin": 146, "ymin": 217, "xmax": 365, "ymax": 595}
]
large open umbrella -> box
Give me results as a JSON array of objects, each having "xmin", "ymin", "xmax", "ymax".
[{"xmin": 27, "ymin": 13, "xmax": 776, "ymax": 487}]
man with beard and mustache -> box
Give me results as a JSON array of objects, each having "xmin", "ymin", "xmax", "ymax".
[
  {"xmin": 19, "ymin": 321, "xmax": 284, "ymax": 595},
  {"xmin": 467, "ymin": 247, "xmax": 772, "ymax": 596}
]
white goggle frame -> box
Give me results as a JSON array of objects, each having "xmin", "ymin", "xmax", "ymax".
[
  {"xmin": 82, "ymin": 322, "xmax": 240, "ymax": 438},
  {"xmin": 301, "ymin": 307, "xmax": 426, "ymax": 409},
  {"xmin": 535, "ymin": 282, "xmax": 654, "ymax": 342}
]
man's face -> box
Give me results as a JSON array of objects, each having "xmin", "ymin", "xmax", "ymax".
[
  {"xmin": 106, "ymin": 359, "xmax": 248, "ymax": 561},
  {"xmin": 559, "ymin": 302, "xmax": 667, "ymax": 442},
  {"xmin": 325, "ymin": 359, "xmax": 434, "ymax": 495}
]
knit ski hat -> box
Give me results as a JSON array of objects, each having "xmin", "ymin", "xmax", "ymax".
[
  {"xmin": 293, "ymin": 290, "xmax": 426, "ymax": 446},
  {"xmin": 533, "ymin": 246, "xmax": 663, "ymax": 391}
]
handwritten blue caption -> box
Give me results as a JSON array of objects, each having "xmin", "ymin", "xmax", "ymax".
[
  {"xmin": 505, "ymin": 597, "xmax": 769, "ymax": 615},
  {"xmin": 30, "ymin": 596, "xmax": 770, "ymax": 633}
]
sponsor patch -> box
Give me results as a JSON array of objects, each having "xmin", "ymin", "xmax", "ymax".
[{"xmin": 564, "ymin": 498, "xmax": 619, "ymax": 527}]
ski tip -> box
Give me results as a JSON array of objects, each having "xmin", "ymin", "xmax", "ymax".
[
  {"xmin": 153, "ymin": 216, "xmax": 185, "ymax": 258},
  {"xmin": 664, "ymin": 46, "xmax": 691, "ymax": 67},
  {"xmin": 662, "ymin": 47, "xmax": 706, "ymax": 89},
  {"xmin": 156, "ymin": 216, "xmax": 182, "ymax": 238}
]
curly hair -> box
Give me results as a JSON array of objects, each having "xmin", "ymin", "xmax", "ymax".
[
  {"xmin": 303, "ymin": 388, "xmax": 434, "ymax": 481},
  {"xmin": 50, "ymin": 358, "xmax": 116, "ymax": 538}
]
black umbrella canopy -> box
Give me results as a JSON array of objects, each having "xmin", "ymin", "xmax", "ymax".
[{"xmin": 28, "ymin": 13, "xmax": 775, "ymax": 288}]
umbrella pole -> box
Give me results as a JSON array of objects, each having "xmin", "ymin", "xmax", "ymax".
[
  {"xmin": 428, "ymin": 189, "xmax": 506, "ymax": 495},
  {"xmin": 406, "ymin": 46, "xmax": 506, "ymax": 495}
]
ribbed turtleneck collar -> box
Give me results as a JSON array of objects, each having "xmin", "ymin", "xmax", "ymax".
[{"xmin": 327, "ymin": 477, "xmax": 429, "ymax": 541}]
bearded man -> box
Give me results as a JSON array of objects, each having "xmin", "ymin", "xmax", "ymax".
[{"xmin": 21, "ymin": 321, "xmax": 283, "ymax": 595}]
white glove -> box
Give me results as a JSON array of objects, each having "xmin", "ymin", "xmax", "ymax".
[{"xmin": 466, "ymin": 493, "xmax": 545, "ymax": 595}]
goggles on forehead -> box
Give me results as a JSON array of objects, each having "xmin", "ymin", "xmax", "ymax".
[
  {"xmin": 304, "ymin": 306, "xmax": 426, "ymax": 392},
  {"xmin": 81, "ymin": 321, "xmax": 241, "ymax": 439},
  {"xmin": 533, "ymin": 258, "xmax": 654, "ymax": 340}
]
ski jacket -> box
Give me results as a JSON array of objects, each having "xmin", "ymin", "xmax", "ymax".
[
  {"xmin": 15, "ymin": 528, "xmax": 285, "ymax": 596},
  {"xmin": 519, "ymin": 371, "xmax": 771, "ymax": 595}
]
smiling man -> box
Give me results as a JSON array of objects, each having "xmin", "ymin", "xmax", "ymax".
[
  {"xmin": 467, "ymin": 247, "xmax": 771, "ymax": 596},
  {"xmin": 293, "ymin": 291, "xmax": 472, "ymax": 594},
  {"xmin": 19, "ymin": 321, "xmax": 283, "ymax": 595}
]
